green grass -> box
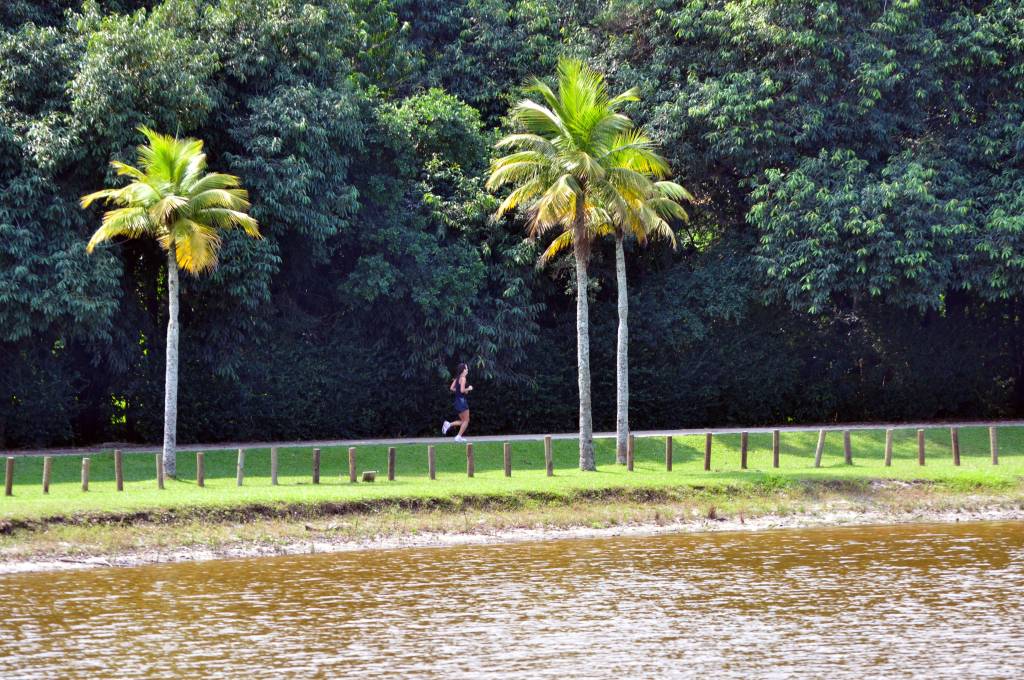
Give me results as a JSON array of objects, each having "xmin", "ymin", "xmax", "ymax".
[{"xmin": 1, "ymin": 426, "xmax": 1021, "ymax": 523}]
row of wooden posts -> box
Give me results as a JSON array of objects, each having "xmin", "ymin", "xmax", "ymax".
[
  {"xmin": 2, "ymin": 426, "xmax": 1005, "ymax": 496},
  {"xmin": 3, "ymin": 438, "xmax": 547, "ymax": 495},
  {"xmin": 628, "ymin": 425, "xmax": 999, "ymax": 471}
]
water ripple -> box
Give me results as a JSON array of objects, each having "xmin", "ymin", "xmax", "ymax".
[{"xmin": 1, "ymin": 521, "xmax": 1023, "ymax": 678}]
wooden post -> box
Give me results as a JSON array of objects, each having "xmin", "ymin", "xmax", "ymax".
[
  {"xmin": 950, "ymin": 427, "xmax": 960, "ymax": 467},
  {"xmin": 82, "ymin": 457, "xmax": 90, "ymax": 491},
  {"xmin": 42, "ymin": 456, "xmax": 51, "ymax": 494},
  {"xmin": 236, "ymin": 448, "xmax": 244, "ymax": 486},
  {"xmin": 156, "ymin": 454, "xmax": 164, "ymax": 489},
  {"xmin": 114, "ymin": 449, "xmax": 124, "ymax": 491},
  {"xmin": 740, "ymin": 432, "xmax": 749, "ymax": 470},
  {"xmin": 843, "ymin": 430, "xmax": 852, "ymax": 465},
  {"xmin": 814, "ymin": 430, "xmax": 826, "ymax": 468},
  {"xmin": 503, "ymin": 442, "xmax": 511, "ymax": 477},
  {"xmin": 917, "ymin": 429, "xmax": 925, "ymax": 466},
  {"xmin": 312, "ymin": 448, "xmax": 321, "ymax": 484},
  {"xmin": 772, "ymin": 430, "xmax": 780, "ymax": 468},
  {"xmin": 884, "ymin": 428, "xmax": 894, "ymax": 467},
  {"xmin": 466, "ymin": 443, "xmax": 475, "ymax": 477},
  {"xmin": 4, "ymin": 457, "xmax": 13, "ymax": 497},
  {"xmin": 271, "ymin": 447, "xmax": 279, "ymax": 485},
  {"xmin": 429, "ymin": 445, "xmax": 437, "ymax": 480},
  {"xmin": 626, "ymin": 434, "xmax": 634, "ymax": 472},
  {"xmin": 665, "ymin": 436, "xmax": 673, "ymax": 472},
  {"xmin": 196, "ymin": 452, "xmax": 205, "ymax": 488},
  {"xmin": 348, "ymin": 447, "xmax": 357, "ymax": 483},
  {"xmin": 704, "ymin": 433, "xmax": 712, "ymax": 471},
  {"xmin": 387, "ymin": 447, "xmax": 396, "ymax": 481},
  {"xmin": 545, "ymin": 435, "xmax": 554, "ymax": 476},
  {"xmin": 990, "ymin": 426, "xmax": 999, "ymax": 466}
]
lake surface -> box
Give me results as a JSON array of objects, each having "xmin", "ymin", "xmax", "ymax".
[{"xmin": 2, "ymin": 521, "xmax": 1023, "ymax": 678}]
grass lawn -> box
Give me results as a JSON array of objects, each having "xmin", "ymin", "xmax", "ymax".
[{"xmin": 2, "ymin": 426, "xmax": 1021, "ymax": 523}]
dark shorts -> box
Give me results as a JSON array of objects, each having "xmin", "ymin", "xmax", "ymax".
[{"xmin": 454, "ymin": 396, "xmax": 469, "ymax": 413}]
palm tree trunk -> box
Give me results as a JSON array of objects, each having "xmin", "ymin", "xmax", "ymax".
[
  {"xmin": 162, "ymin": 244, "xmax": 179, "ymax": 477},
  {"xmin": 614, "ymin": 233, "xmax": 629, "ymax": 465},
  {"xmin": 575, "ymin": 247, "xmax": 596, "ymax": 471}
]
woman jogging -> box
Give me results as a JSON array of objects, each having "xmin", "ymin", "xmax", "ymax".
[{"xmin": 442, "ymin": 363, "xmax": 472, "ymax": 442}]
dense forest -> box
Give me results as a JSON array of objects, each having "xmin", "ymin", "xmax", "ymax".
[{"xmin": 2, "ymin": 0, "xmax": 1023, "ymax": 448}]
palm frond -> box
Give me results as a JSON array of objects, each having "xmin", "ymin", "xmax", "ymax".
[
  {"xmin": 190, "ymin": 188, "xmax": 251, "ymax": 212},
  {"xmin": 586, "ymin": 205, "xmax": 615, "ymax": 232},
  {"xmin": 646, "ymin": 196, "xmax": 690, "ymax": 223},
  {"xmin": 607, "ymin": 86, "xmax": 641, "ymax": 109},
  {"xmin": 178, "ymin": 145, "xmax": 207, "ymax": 189},
  {"xmin": 511, "ymin": 99, "xmax": 570, "ymax": 140},
  {"xmin": 83, "ymin": 127, "xmax": 258, "ymax": 271},
  {"xmin": 85, "ymin": 207, "xmax": 154, "ymax": 252},
  {"xmin": 80, "ymin": 187, "xmax": 127, "ymax": 208},
  {"xmin": 494, "ymin": 177, "xmax": 549, "ymax": 219},
  {"xmin": 110, "ymin": 160, "xmax": 147, "ymax": 181},
  {"xmin": 525, "ymin": 78, "xmax": 569, "ymax": 127},
  {"xmin": 607, "ymin": 167, "xmax": 656, "ymax": 202},
  {"xmin": 531, "ymin": 174, "xmax": 580, "ymax": 237},
  {"xmin": 494, "ymin": 133, "xmax": 559, "ymax": 155},
  {"xmin": 185, "ymin": 171, "xmax": 241, "ymax": 197},
  {"xmin": 557, "ymin": 58, "xmax": 607, "ymax": 117},
  {"xmin": 539, "ymin": 211, "xmax": 613, "ymax": 264},
  {"xmin": 654, "ymin": 180, "xmax": 696, "ymax": 203},
  {"xmin": 540, "ymin": 230, "xmax": 575, "ymax": 264},
  {"xmin": 565, "ymin": 150, "xmax": 606, "ymax": 183},
  {"xmin": 644, "ymin": 216, "xmax": 678, "ymax": 249},
  {"xmin": 195, "ymin": 208, "xmax": 261, "ymax": 238},
  {"xmin": 486, "ymin": 159, "xmax": 547, "ymax": 190},
  {"xmin": 487, "ymin": 59, "xmax": 687, "ymax": 265},
  {"xmin": 151, "ymin": 195, "xmax": 187, "ymax": 225},
  {"xmin": 591, "ymin": 181, "xmax": 636, "ymax": 235},
  {"xmin": 171, "ymin": 219, "xmax": 222, "ymax": 274},
  {"xmin": 603, "ymin": 130, "xmax": 671, "ymax": 177},
  {"xmin": 588, "ymin": 112, "xmax": 634, "ymax": 148}
]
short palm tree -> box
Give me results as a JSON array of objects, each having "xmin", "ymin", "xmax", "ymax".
[
  {"xmin": 488, "ymin": 58, "xmax": 666, "ymax": 470},
  {"xmin": 82, "ymin": 127, "xmax": 260, "ymax": 477},
  {"xmin": 542, "ymin": 174, "xmax": 693, "ymax": 464}
]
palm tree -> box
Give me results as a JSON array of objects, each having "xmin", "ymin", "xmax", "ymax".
[
  {"xmin": 487, "ymin": 58, "xmax": 666, "ymax": 470},
  {"xmin": 542, "ymin": 176, "xmax": 693, "ymax": 464},
  {"xmin": 82, "ymin": 127, "xmax": 260, "ymax": 477}
]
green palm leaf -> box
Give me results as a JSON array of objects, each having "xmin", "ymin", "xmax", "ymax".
[
  {"xmin": 488, "ymin": 57, "xmax": 689, "ymax": 257},
  {"xmin": 81, "ymin": 126, "xmax": 261, "ymax": 275}
]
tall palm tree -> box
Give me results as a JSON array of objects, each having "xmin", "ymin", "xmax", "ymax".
[
  {"xmin": 543, "ymin": 177, "xmax": 693, "ymax": 464},
  {"xmin": 488, "ymin": 58, "xmax": 665, "ymax": 470},
  {"xmin": 609, "ymin": 180, "xmax": 691, "ymax": 463},
  {"xmin": 82, "ymin": 127, "xmax": 260, "ymax": 477}
]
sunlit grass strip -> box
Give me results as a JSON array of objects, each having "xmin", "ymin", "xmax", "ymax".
[{"xmin": 1, "ymin": 426, "xmax": 1022, "ymax": 522}]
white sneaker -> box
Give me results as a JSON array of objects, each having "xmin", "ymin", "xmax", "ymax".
[
  {"xmin": 442, "ymin": 420, "xmax": 451, "ymax": 435},
  {"xmin": 454, "ymin": 435, "xmax": 466, "ymax": 443}
]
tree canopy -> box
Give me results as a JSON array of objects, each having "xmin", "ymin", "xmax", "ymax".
[{"xmin": 2, "ymin": 0, "xmax": 1023, "ymax": 448}]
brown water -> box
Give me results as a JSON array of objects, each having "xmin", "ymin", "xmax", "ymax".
[{"xmin": 2, "ymin": 521, "xmax": 1023, "ymax": 679}]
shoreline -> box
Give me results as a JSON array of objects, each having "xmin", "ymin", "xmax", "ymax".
[{"xmin": 3, "ymin": 485, "xmax": 1023, "ymax": 574}]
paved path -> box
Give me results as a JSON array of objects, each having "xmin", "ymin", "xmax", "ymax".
[{"xmin": 5, "ymin": 418, "xmax": 1024, "ymax": 457}]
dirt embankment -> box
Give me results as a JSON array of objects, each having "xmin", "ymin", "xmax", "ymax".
[{"xmin": 2, "ymin": 480, "xmax": 1022, "ymax": 574}]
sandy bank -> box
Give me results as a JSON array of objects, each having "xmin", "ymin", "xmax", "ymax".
[{"xmin": 3, "ymin": 490, "xmax": 1022, "ymax": 574}]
